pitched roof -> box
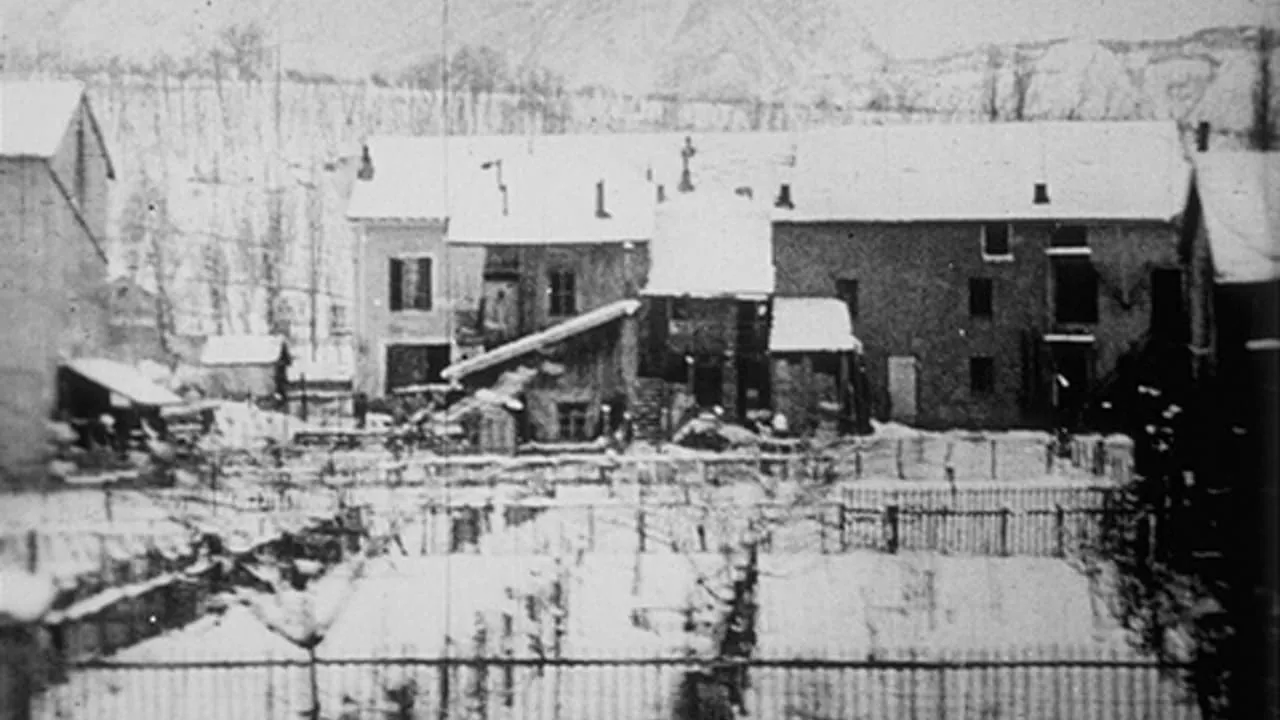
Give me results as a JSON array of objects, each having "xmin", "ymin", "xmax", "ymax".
[
  {"xmin": 1193, "ymin": 152, "xmax": 1280, "ymax": 285},
  {"xmin": 0, "ymin": 80, "xmax": 115, "ymax": 178},
  {"xmin": 770, "ymin": 298, "xmax": 862, "ymax": 352},
  {"xmin": 200, "ymin": 335, "xmax": 289, "ymax": 367},
  {"xmin": 643, "ymin": 190, "xmax": 775, "ymax": 298},
  {"xmin": 776, "ymin": 121, "xmax": 1191, "ymax": 223},
  {"xmin": 441, "ymin": 299, "xmax": 640, "ymax": 382},
  {"xmin": 64, "ymin": 358, "xmax": 184, "ymax": 407},
  {"xmin": 345, "ymin": 131, "xmax": 796, "ymax": 223}
]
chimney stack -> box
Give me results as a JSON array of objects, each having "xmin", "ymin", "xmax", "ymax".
[
  {"xmin": 775, "ymin": 184, "xmax": 794, "ymax": 210},
  {"xmin": 657, "ymin": 185, "xmax": 666, "ymax": 203},
  {"xmin": 735, "ymin": 186, "xmax": 753, "ymax": 199},
  {"xmin": 1196, "ymin": 122, "xmax": 1211, "ymax": 152},
  {"xmin": 357, "ymin": 144, "xmax": 374, "ymax": 181},
  {"xmin": 1033, "ymin": 182, "xmax": 1050, "ymax": 205},
  {"xmin": 596, "ymin": 180, "xmax": 611, "ymax": 219}
]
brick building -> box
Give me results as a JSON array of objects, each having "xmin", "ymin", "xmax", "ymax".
[
  {"xmin": 773, "ymin": 122, "xmax": 1192, "ymax": 430},
  {"xmin": 0, "ymin": 81, "xmax": 114, "ymax": 482}
]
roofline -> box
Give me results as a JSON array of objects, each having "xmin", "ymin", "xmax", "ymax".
[
  {"xmin": 45, "ymin": 165, "xmax": 109, "ymax": 264},
  {"xmin": 79, "ymin": 95, "xmax": 117, "ymax": 181},
  {"xmin": 772, "ymin": 215, "xmax": 1184, "ymax": 226},
  {"xmin": 448, "ymin": 236, "xmax": 651, "ymax": 246}
]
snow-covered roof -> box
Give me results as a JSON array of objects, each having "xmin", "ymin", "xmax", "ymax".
[
  {"xmin": 346, "ymin": 131, "xmax": 796, "ymax": 223},
  {"xmin": 776, "ymin": 121, "xmax": 1191, "ymax": 223},
  {"xmin": 448, "ymin": 152, "xmax": 656, "ymax": 244},
  {"xmin": 0, "ymin": 80, "xmax": 115, "ymax": 178},
  {"xmin": 643, "ymin": 190, "xmax": 775, "ymax": 298},
  {"xmin": 64, "ymin": 358, "xmax": 184, "ymax": 407},
  {"xmin": 441, "ymin": 299, "xmax": 641, "ymax": 381},
  {"xmin": 1193, "ymin": 152, "xmax": 1280, "ymax": 285},
  {"xmin": 200, "ymin": 335, "xmax": 288, "ymax": 366},
  {"xmin": 770, "ymin": 297, "xmax": 862, "ymax": 353}
]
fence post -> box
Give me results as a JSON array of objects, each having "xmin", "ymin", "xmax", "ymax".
[
  {"xmin": 1055, "ymin": 504, "xmax": 1066, "ymax": 558},
  {"xmin": 25, "ymin": 530, "xmax": 38, "ymax": 573},
  {"xmin": 638, "ymin": 509, "xmax": 647, "ymax": 553},
  {"xmin": 855, "ymin": 447, "xmax": 863, "ymax": 479},
  {"xmin": 886, "ymin": 505, "xmax": 900, "ymax": 554},
  {"xmin": 1000, "ymin": 507, "xmax": 1012, "ymax": 557},
  {"xmin": 936, "ymin": 663, "xmax": 947, "ymax": 720},
  {"xmin": 990, "ymin": 439, "xmax": 998, "ymax": 480},
  {"xmin": 839, "ymin": 502, "xmax": 848, "ymax": 552},
  {"xmin": 896, "ymin": 440, "xmax": 905, "ymax": 480},
  {"xmin": 587, "ymin": 505, "xmax": 596, "ymax": 552}
]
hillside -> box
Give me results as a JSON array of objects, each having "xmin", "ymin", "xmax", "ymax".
[{"xmin": 2, "ymin": 4, "xmax": 1275, "ymax": 351}]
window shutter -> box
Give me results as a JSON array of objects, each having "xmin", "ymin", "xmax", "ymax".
[
  {"xmin": 417, "ymin": 257, "xmax": 433, "ymax": 310},
  {"xmin": 389, "ymin": 259, "xmax": 404, "ymax": 311}
]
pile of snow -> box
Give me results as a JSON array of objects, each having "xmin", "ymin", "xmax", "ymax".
[{"xmin": 0, "ymin": 570, "xmax": 57, "ymax": 625}]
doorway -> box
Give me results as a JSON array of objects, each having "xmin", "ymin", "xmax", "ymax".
[
  {"xmin": 1049, "ymin": 343, "xmax": 1093, "ymax": 429},
  {"xmin": 888, "ymin": 356, "xmax": 918, "ymax": 424}
]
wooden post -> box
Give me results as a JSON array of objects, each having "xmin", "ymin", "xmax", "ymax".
[
  {"xmin": 886, "ymin": 505, "xmax": 900, "ymax": 554},
  {"xmin": 637, "ymin": 509, "xmax": 647, "ymax": 553},
  {"xmin": 1000, "ymin": 507, "xmax": 1012, "ymax": 557},
  {"xmin": 990, "ymin": 439, "xmax": 998, "ymax": 480},
  {"xmin": 26, "ymin": 529, "xmax": 38, "ymax": 573},
  {"xmin": 855, "ymin": 448, "xmax": 862, "ymax": 479},
  {"xmin": 1055, "ymin": 504, "xmax": 1066, "ymax": 558},
  {"xmin": 839, "ymin": 502, "xmax": 848, "ymax": 552},
  {"xmin": 896, "ymin": 439, "xmax": 905, "ymax": 480},
  {"xmin": 300, "ymin": 374, "xmax": 309, "ymax": 422},
  {"xmin": 587, "ymin": 504, "xmax": 596, "ymax": 552}
]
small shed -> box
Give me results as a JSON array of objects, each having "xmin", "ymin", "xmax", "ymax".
[
  {"xmin": 200, "ymin": 335, "xmax": 291, "ymax": 401},
  {"xmin": 56, "ymin": 358, "xmax": 186, "ymax": 448},
  {"xmin": 769, "ymin": 297, "xmax": 870, "ymax": 434}
]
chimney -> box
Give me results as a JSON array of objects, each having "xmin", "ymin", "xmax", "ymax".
[
  {"xmin": 735, "ymin": 186, "xmax": 753, "ymax": 199},
  {"xmin": 646, "ymin": 166, "xmax": 653, "ymax": 182},
  {"xmin": 596, "ymin": 180, "xmax": 611, "ymax": 219},
  {"xmin": 657, "ymin": 184, "xmax": 666, "ymax": 203},
  {"xmin": 1196, "ymin": 122, "xmax": 1211, "ymax": 152},
  {"xmin": 357, "ymin": 144, "xmax": 374, "ymax": 181},
  {"xmin": 1033, "ymin": 182, "xmax": 1050, "ymax": 205},
  {"xmin": 775, "ymin": 184, "xmax": 794, "ymax": 210}
]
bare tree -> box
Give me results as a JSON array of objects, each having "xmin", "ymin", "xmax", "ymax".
[
  {"xmin": 984, "ymin": 45, "xmax": 1002, "ymax": 121},
  {"xmin": 212, "ymin": 22, "xmax": 271, "ymax": 82},
  {"xmin": 1010, "ymin": 47, "xmax": 1035, "ymax": 121},
  {"xmin": 263, "ymin": 188, "xmax": 291, "ymax": 337},
  {"xmin": 122, "ymin": 178, "xmax": 179, "ymax": 355},
  {"xmin": 202, "ymin": 240, "xmax": 231, "ymax": 335}
]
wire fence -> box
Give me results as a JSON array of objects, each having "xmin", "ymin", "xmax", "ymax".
[{"xmin": 7, "ymin": 652, "xmax": 1200, "ymax": 720}]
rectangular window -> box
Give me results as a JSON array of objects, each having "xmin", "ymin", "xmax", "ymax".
[
  {"xmin": 970, "ymin": 357, "xmax": 995, "ymax": 394},
  {"xmin": 969, "ymin": 278, "xmax": 994, "ymax": 318},
  {"xmin": 1053, "ymin": 257, "xmax": 1099, "ymax": 324},
  {"xmin": 557, "ymin": 402, "xmax": 590, "ymax": 441},
  {"xmin": 385, "ymin": 343, "xmax": 450, "ymax": 393},
  {"xmin": 329, "ymin": 304, "xmax": 350, "ymax": 336},
  {"xmin": 982, "ymin": 223, "xmax": 1012, "ymax": 258},
  {"xmin": 1051, "ymin": 225, "xmax": 1088, "ymax": 248},
  {"xmin": 548, "ymin": 268, "xmax": 577, "ymax": 317},
  {"xmin": 389, "ymin": 257, "xmax": 432, "ymax": 312},
  {"xmin": 835, "ymin": 278, "xmax": 859, "ymax": 321}
]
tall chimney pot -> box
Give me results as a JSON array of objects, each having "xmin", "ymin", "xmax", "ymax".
[
  {"xmin": 1196, "ymin": 122, "xmax": 1211, "ymax": 152},
  {"xmin": 357, "ymin": 145, "xmax": 374, "ymax": 181},
  {"xmin": 596, "ymin": 180, "xmax": 611, "ymax": 219},
  {"xmin": 775, "ymin": 184, "xmax": 794, "ymax": 210},
  {"xmin": 657, "ymin": 185, "xmax": 666, "ymax": 203}
]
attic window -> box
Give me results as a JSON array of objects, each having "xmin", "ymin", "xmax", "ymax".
[{"xmin": 981, "ymin": 223, "xmax": 1012, "ymax": 260}]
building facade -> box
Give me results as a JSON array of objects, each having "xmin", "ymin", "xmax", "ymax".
[
  {"xmin": 773, "ymin": 121, "xmax": 1192, "ymax": 430},
  {"xmin": 0, "ymin": 81, "xmax": 114, "ymax": 482}
]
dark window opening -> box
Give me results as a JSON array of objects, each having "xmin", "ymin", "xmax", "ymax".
[
  {"xmin": 1151, "ymin": 268, "xmax": 1184, "ymax": 340},
  {"xmin": 548, "ymin": 268, "xmax": 577, "ymax": 317},
  {"xmin": 692, "ymin": 360, "xmax": 724, "ymax": 409},
  {"xmin": 557, "ymin": 402, "xmax": 590, "ymax": 441},
  {"xmin": 835, "ymin": 278, "xmax": 859, "ymax": 322},
  {"xmin": 1051, "ymin": 226, "xmax": 1088, "ymax": 248},
  {"xmin": 970, "ymin": 357, "xmax": 995, "ymax": 394},
  {"xmin": 982, "ymin": 224, "xmax": 1011, "ymax": 257},
  {"xmin": 385, "ymin": 344, "xmax": 450, "ymax": 393},
  {"xmin": 1053, "ymin": 258, "xmax": 1099, "ymax": 324},
  {"xmin": 389, "ymin": 257, "xmax": 432, "ymax": 312},
  {"xmin": 969, "ymin": 278, "xmax": 994, "ymax": 318}
]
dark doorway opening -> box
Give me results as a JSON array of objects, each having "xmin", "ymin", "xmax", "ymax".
[
  {"xmin": 1150, "ymin": 268, "xmax": 1185, "ymax": 341},
  {"xmin": 693, "ymin": 360, "xmax": 724, "ymax": 409},
  {"xmin": 1050, "ymin": 343, "xmax": 1092, "ymax": 429}
]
